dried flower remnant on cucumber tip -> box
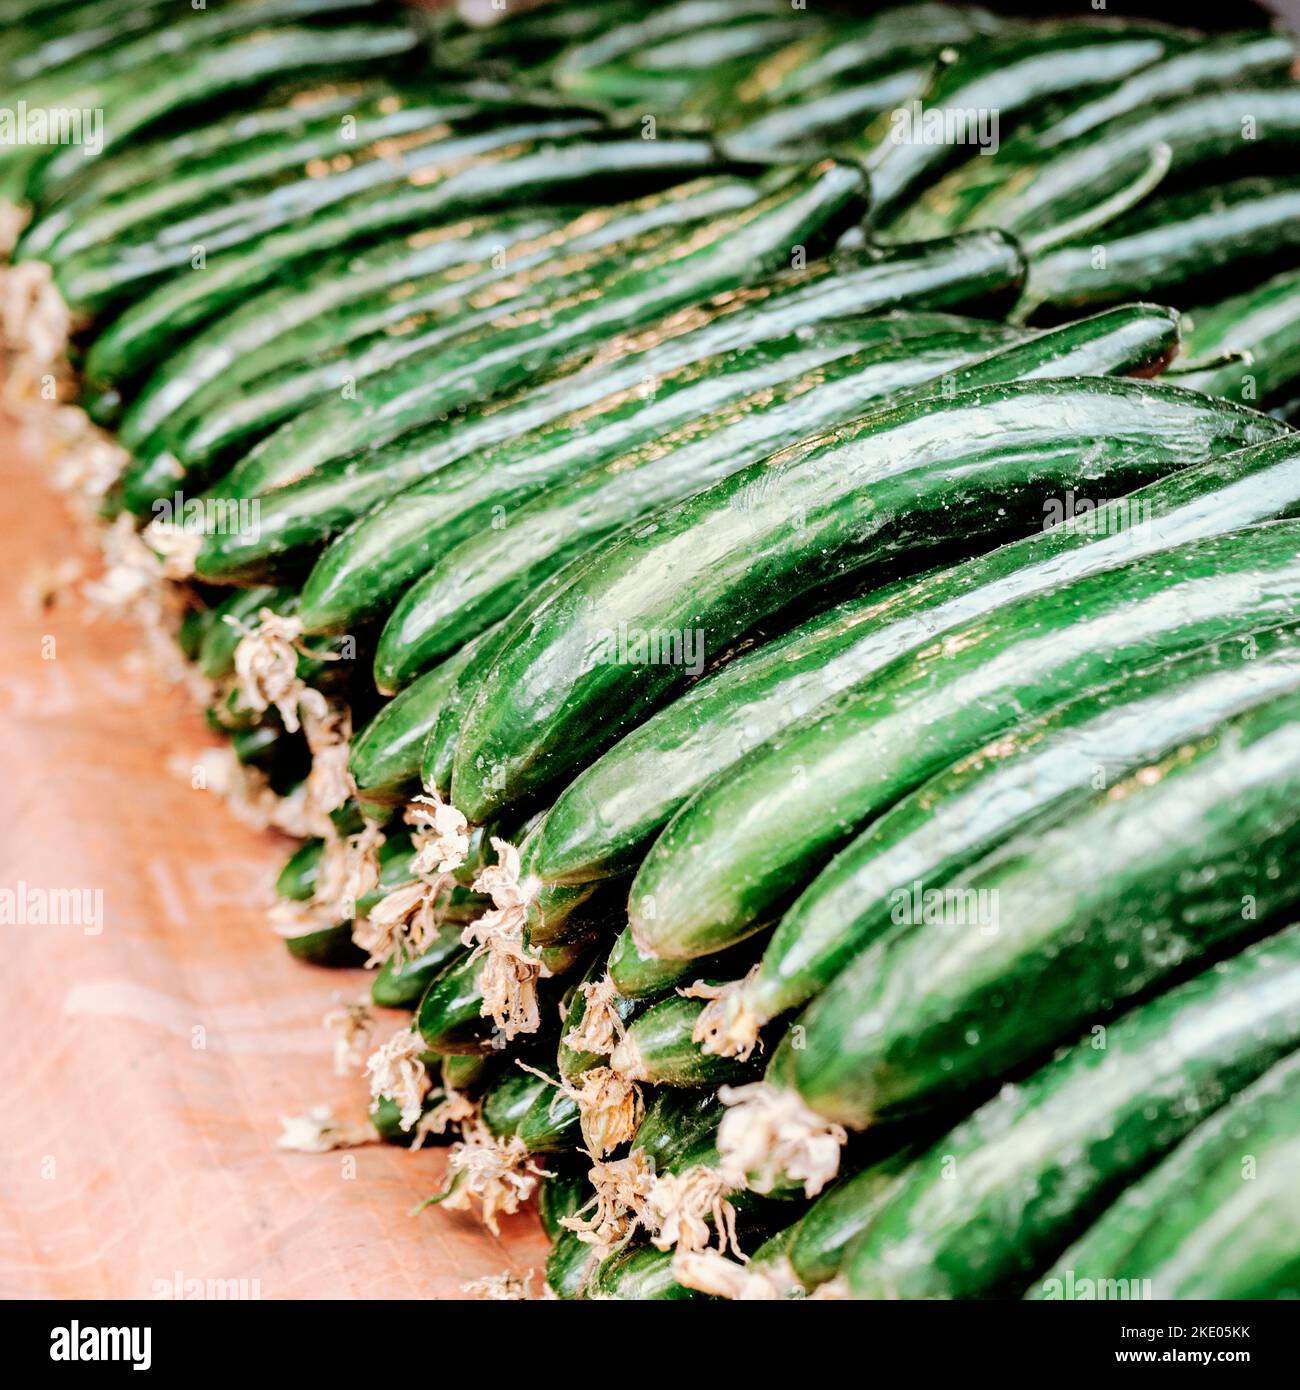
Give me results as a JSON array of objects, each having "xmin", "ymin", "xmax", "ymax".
[
  {"xmin": 564, "ymin": 973, "xmax": 627, "ymax": 1057},
  {"xmin": 672, "ymin": 1251, "xmax": 804, "ymax": 1301},
  {"xmin": 517, "ymin": 1060, "xmax": 644, "ymax": 1158},
  {"xmin": 430, "ymin": 1121, "xmax": 552, "ymax": 1235},
  {"xmin": 364, "ymin": 1025, "xmax": 430, "ymax": 1133},
  {"xmin": 462, "ymin": 837, "xmax": 549, "ymax": 1039},
  {"xmin": 685, "ymin": 966, "xmax": 765, "ymax": 1061},
  {"xmin": 277, "ymin": 1104, "xmax": 377, "ymax": 1153},
  {"xmin": 322, "ymin": 995, "xmax": 374, "ymax": 1077},
  {"xmin": 646, "ymin": 1165, "xmax": 743, "ymax": 1258},
  {"xmin": 717, "ymin": 1081, "xmax": 846, "ymax": 1198},
  {"xmin": 561, "ymin": 1150, "xmax": 657, "ymax": 1250},
  {"xmin": 0, "ymin": 258, "xmax": 71, "ymax": 367}
]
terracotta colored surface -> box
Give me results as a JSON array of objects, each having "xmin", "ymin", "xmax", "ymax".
[{"xmin": 0, "ymin": 412, "xmax": 548, "ymax": 1300}]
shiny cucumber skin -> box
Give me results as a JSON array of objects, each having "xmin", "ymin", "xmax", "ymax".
[
  {"xmin": 370, "ymin": 918, "xmax": 479, "ymax": 1012},
  {"xmin": 1024, "ymin": 176, "xmax": 1300, "ymax": 315},
  {"xmin": 348, "ymin": 658, "xmax": 466, "ymax": 807},
  {"xmin": 481, "ymin": 1068, "xmax": 550, "ymax": 1140},
  {"xmin": 845, "ymin": 924, "xmax": 1300, "ymax": 1299},
  {"xmin": 629, "ymin": 513, "xmax": 1300, "ymax": 965},
  {"xmin": 198, "ymin": 231, "xmax": 1023, "ymax": 589},
  {"xmin": 894, "ymin": 30, "xmax": 1300, "ymax": 241},
  {"xmin": 1035, "ymin": 1046, "xmax": 1300, "ymax": 1301},
  {"xmin": 747, "ymin": 624, "xmax": 1300, "ymax": 1034},
  {"xmin": 372, "ymin": 320, "xmax": 1026, "ymax": 686},
  {"xmin": 556, "ymin": 957, "xmax": 646, "ymax": 1082},
  {"xmin": 852, "ymin": 21, "xmax": 1177, "ymax": 227},
  {"xmin": 1176, "ymin": 265, "xmax": 1300, "ymax": 408},
  {"xmin": 608, "ymin": 995, "xmax": 756, "ymax": 1090},
  {"xmin": 958, "ymin": 86, "xmax": 1300, "ymax": 248},
  {"xmin": 587, "ymin": 1246, "xmax": 704, "ymax": 1301},
  {"xmin": 297, "ymin": 312, "xmax": 984, "ymax": 637},
  {"xmin": 0, "ymin": 0, "xmax": 175, "ymax": 88},
  {"xmin": 193, "ymin": 159, "xmax": 868, "ymax": 525},
  {"xmin": 797, "ymin": 675, "xmax": 1300, "ymax": 1134},
  {"xmin": 451, "ymin": 377, "xmax": 1284, "ymax": 825},
  {"xmin": 26, "ymin": 20, "xmax": 423, "ymax": 206},
  {"xmin": 195, "ymin": 585, "xmax": 295, "ymax": 680},
  {"xmin": 115, "ymin": 206, "xmax": 562, "ymax": 457},
  {"xmin": 81, "ymin": 122, "xmax": 720, "ymax": 389},
  {"xmin": 28, "ymin": 83, "xmax": 437, "ymax": 267},
  {"xmin": 144, "ymin": 179, "xmax": 759, "ymax": 507},
  {"xmin": 275, "ymin": 837, "xmax": 324, "ymax": 902},
  {"xmin": 214, "ymin": 227, "xmax": 1024, "ymax": 512},
  {"xmin": 379, "ymin": 303, "xmax": 1179, "ymax": 689},
  {"xmin": 420, "ymin": 629, "xmax": 503, "ymax": 799}
]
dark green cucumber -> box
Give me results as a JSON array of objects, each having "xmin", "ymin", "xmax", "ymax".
[
  {"xmin": 0, "ymin": 0, "xmax": 175, "ymax": 87},
  {"xmin": 797, "ymin": 676, "xmax": 1300, "ymax": 1133},
  {"xmin": 1034, "ymin": 1045, "xmax": 1300, "ymax": 1301},
  {"xmin": 1023, "ymin": 176, "xmax": 1300, "ymax": 315},
  {"xmin": 115, "ymin": 207, "xmax": 561, "ymax": 457},
  {"xmin": 375, "ymin": 302, "xmax": 1178, "ymax": 687},
  {"xmin": 630, "ymin": 514, "xmax": 1300, "ymax": 965},
  {"xmin": 451, "ymin": 377, "xmax": 1284, "ymax": 824},
  {"xmin": 607, "ymin": 996, "xmax": 755, "ymax": 1090},
  {"xmin": 370, "ymin": 917, "xmax": 478, "ymax": 1012},
  {"xmin": 534, "ymin": 371, "xmax": 1300, "ymax": 901},
  {"xmin": 517, "ymin": 1084, "xmax": 582, "ymax": 1155},
  {"xmin": 81, "ymin": 122, "xmax": 723, "ymax": 389},
  {"xmin": 843, "ymin": 924, "xmax": 1300, "ymax": 1298},
  {"xmin": 27, "ymin": 19, "xmax": 423, "ymax": 206},
  {"xmin": 348, "ymin": 652, "xmax": 481, "ymax": 808},
  {"xmin": 420, "ymin": 628, "xmax": 505, "ymax": 800},
  {"xmin": 1176, "ymin": 265, "xmax": 1300, "ymax": 408},
  {"xmin": 739, "ymin": 623, "xmax": 1300, "ymax": 1039},
  {"xmin": 605, "ymin": 923, "xmax": 768, "ymax": 1002},
  {"xmin": 195, "ymin": 585, "xmax": 295, "ymax": 680},
  {"xmin": 193, "ymin": 229, "xmax": 1024, "ymax": 587},
  {"xmin": 957, "ymin": 86, "xmax": 1300, "ymax": 251},
  {"xmin": 275, "ymin": 838, "xmax": 325, "ymax": 903},
  {"xmin": 851, "ymin": 21, "xmax": 1176, "ymax": 227},
  {"xmin": 139, "ymin": 179, "xmax": 758, "ymax": 506},
  {"xmin": 586, "ymin": 1246, "xmax": 704, "ymax": 1301},
  {"xmin": 537, "ymin": 1162, "xmax": 592, "ymax": 1242},
  {"xmin": 556, "ymin": 957, "xmax": 647, "ymax": 1082},
  {"xmin": 299, "ymin": 312, "xmax": 992, "ymax": 637},
  {"xmin": 191, "ymin": 160, "xmax": 867, "ymax": 535},
  {"xmin": 481, "ymin": 1067, "xmax": 550, "ymax": 1141},
  {"xmin": 175, "ymin": 603, "xmax": 216, "ymax": 663}
]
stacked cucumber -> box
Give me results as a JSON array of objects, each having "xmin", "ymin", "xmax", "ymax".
[{"xmin": 6, "ymin": 0, "xmax": 1300, "ymax": 1300}]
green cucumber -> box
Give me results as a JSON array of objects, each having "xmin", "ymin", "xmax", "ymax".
[
  {"xmin": 798, "ymin": 677, "xmax": 1300, "ymax": 1132},
  {"xmin": 282, "ymin": 923, "xmax": 364, "ymax": 968},
  {"xmin": 81, "ymin": 122, "xmax": 722, "ymax": 389},
  {"xmin": 608, "ymin": 995, "xmax": 755, "ymax": 1091},
  {"xmin": 1176, "ymin": 265, "xmax": 1300, "ymax": 408},
  {"xmin": 419, "ymin": 629, "xmax": 504, "ymax": 800},
  {"xmin": 844, "ymin": 924, "xmax": 1300, "ymax": 1298},
  {"xmin": 26, "ymin": 19, "xmax": 423, "ymax": 206},
  {"xmin": 191, "ymin": 160, "xmax": 867, "ymax": 536},
  {"xmin": 630, "ymin": 514, "xmax": 1300, "ymax": 965},
  {"xmin": 193, "ymin": 228, "xmax": 1023, "ymax": 586},
  {"xmin": 850, "ymin": 21, "xmax": 1176, "ymax": 226},
  {"xmin": 451, "ymin": 377, "xmax": 1284, "ymax": 824},
  {"xmin": 370, "ymin": 922, "xmax": 470, "ymax": 1012},
  {"xmin": 0, "ymin": 0, "xmax": 175, "ymax": 87},
  {"xmin": 537, "ymin": 1162, "xmax": 593, "ymax": 1242},
  {"xmin": 299, "ymin": 312, "xmax": 995, "ymax": 637},
  {"xmin": 275, "ymin": 838, "xmax": 325, "ymax": 903},
  {"xmin": 517, "ymin": 1084, "xmax": 582, "ymax": 1155},
  {"xmin": 136, "ymin": 179, "xmax": 759, "ymax": 506},
  {"xmin": 195, "ymin": 585, "xmax": 295, "ymax": 681},
  {"xmin": 115, "ymin": 207, "xmax": 560, "ymax": 457},
  {"xmin": 586, "ymin": 1246, "xmax": 704, "ymax": 1301},
  {"xmin": 739, "ymin": 623, "xmax": 1300, "ymax": 1042},
  {"xmin": 556, "ymin": 957, "xmax": 647, "ymax": 1082},
  {"xmin": 1023, "ymin": 176, "xmax": 1300, "ymax": 315},
  {"xmin": 375, "ymin": 302, "xmax": 1178, "ymax": 688},
  {"xmin": 1034, "ymin": 1046, "xmax": 1300, "ymax": 1301},
  {"xmin": 481, "ymin": 1067, "xmax": 550, "ymax": 1141},
  {"xmin": 606, "ymin": 923, "xmax": 768, "ymax": 1002}
]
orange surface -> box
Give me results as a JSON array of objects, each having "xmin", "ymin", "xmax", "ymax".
[{"xmin": 0, "ymin": 412, "xmax": 549, "ymax": 1300}]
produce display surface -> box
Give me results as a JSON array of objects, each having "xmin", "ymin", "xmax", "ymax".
[{"xmin": 2, "ymin": 0, "xmax": 1300, "ymax": 1305}]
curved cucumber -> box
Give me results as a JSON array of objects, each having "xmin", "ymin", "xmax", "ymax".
[
  {"xmin": 1176, "ymin": 265, "xmax": 1300, "ymax": 408},
  {"xmin": 300, "ymin": 312, "xmax": 995, "ymax": 637},
  {"xmin": 1034, "ymin": 1046, "xmax": 1300, "ymax": 1301},
  {"xmin": 193, "ymin": 229, "xmax": 1023, "ymax": 586},
  {"xmin": 451, "ymin": 377, "xmax": 1284, "ymax": 824},
  {"xmin": 844, "ymin": 924, "xmax": 1300, "ymax": 1298},
  {"xmin": 797, "ymin": 677, "xmax": 1300, "ymax": 1131}
]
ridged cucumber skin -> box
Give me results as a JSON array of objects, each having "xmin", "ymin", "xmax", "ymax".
[
  {"xmin": 798, "ymin": 677, "xmax": 1300, "ymax": 1134},
  {"xmin": 854, "ymin": 22, "xmax": 1175, "ymax": 225},
  {"xmin": 299, "ymin": 312, "xmax": 995, "ymax": 638},
  {"xmin": 81, "ymin": 122, "xmax": 722, "ymax": 389},
  {"xmin": 191, "ymin": 229, "xmax": 1024, "ymax": 587},
  {"xmin": 195, "ymin": 585, "xmax": 295, "ymax": 681},
  {"xmin": 747, "ymin": 626, "xmax": 1300, "ymax": 1032},
  {"xmin": 372, "ymin": 316, "xmax": 1033, "ymax": 685},
  {"xmin": 844, "ymin": 925, "xmax": 1300, "ymax": 1299},
  {"xmin": 28, "ymin": 20, "xmax": 423, "ymax": 206},
  {"xmin": 1024, "ymin": 176, "xmax": 1300, "ymax": 314},
  {"xmin": 609, "ymin": 995, "xmax": 756, "ymax": 1090},
  {"xmin": 537, "ymin": 1162, "xmax": 591, "ymax": 1242},
  {"xmin": 451, "ymin": 378, "xmax": 1286, "ymax": 825},
  {"xmin": 32, "ymin": 85, "xmax": 465, "ymax": 275},
  {"xmin": 1176, "ymin": 265, "xmax": 1300, "ymax": 408},
  {"xmin": 129, "ymin": 180, "xmax": 759, "ymax": 507},
  {"xmin": 932, "ymin": 86, "xmax": 1300, "ymax": 248},
  {"xmin": 546, "ymin": 1230, "xmax": 603, "ymax": 1300},
  {"xmin": 630, "ymin": 511, "xmax": 1300, "ymax": 965},
  {"xmin": 348, "ymin": 655, "xmax": 474, "ymax": 808},
  {"xmin": 190, "ymin": 160, "xmax": 867, "ymax": 550},
  {"xmin": 115, "ymin": 207, "xmax": 559, "ymax": 458},
  {"xmin": 894, "ymin": 30, "xmax": 1300, "ymax": 242},
  {"xmin": 1034, "ymin": 1046, "xmax": 1300, "ymax": 1301}
]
